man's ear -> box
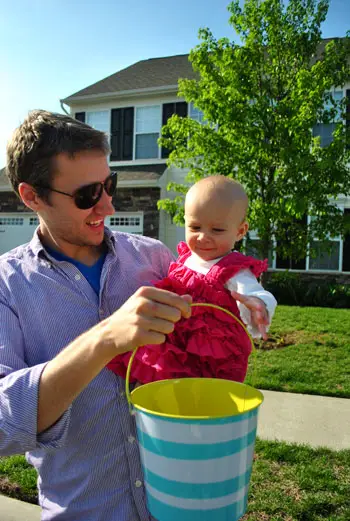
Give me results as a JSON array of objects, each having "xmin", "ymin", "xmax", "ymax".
[
  {"xmin": 237, "ymin": 220, "xmax": 249, "ymax": 241},
  {"xmin": 18, "ymin": 183, "xmax": 42, "ymax": 212}
]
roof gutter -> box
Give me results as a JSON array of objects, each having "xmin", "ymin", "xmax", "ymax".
[
  {"xmin": 61, "ymin": 84, "xmax": 179, "ymax": 106},
  {"xmin": 60, "ymin": 100, "xmax": 70, "ymax": 115}
]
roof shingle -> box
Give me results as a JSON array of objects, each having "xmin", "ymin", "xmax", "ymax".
[{"xmin": 63, "ymin": 54, "xmax": 197, "ymax": 102}]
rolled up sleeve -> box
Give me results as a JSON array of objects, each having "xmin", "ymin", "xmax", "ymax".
[{"xmin": 0, "ymin": 296, "xmax": 71, "ymax": 456}]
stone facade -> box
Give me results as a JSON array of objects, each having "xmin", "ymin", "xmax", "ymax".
[
  {"xmin": 0, "ymin": 187, "xmax": 161, "ymax": 239},
  {"xmin": 112, "ymin": 186, "xmax": 160, "ymax": 239},
  {"xmin": 265, "ymin": 269, "xmax": 350, "ymax": 285}
]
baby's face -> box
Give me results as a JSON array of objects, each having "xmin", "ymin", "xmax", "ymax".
[{"xmin": 185, "ymin": 197, "xmax": 248, "ymax": 261}]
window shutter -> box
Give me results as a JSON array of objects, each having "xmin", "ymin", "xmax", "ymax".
[
  {"xmin": 110, "ymin": 108, "xmax": 134, "ymax": 161},
  {"xmin": 161, "ymin": 102, "xmax": 187, "ymax": 159},
  {"xmin": 122, "ymin": 107, "xmax": 134, "ymax": 160},
  {"xmin": 343, "ymin": 209, "xmax": 350, "ymax": 272},
  {"xmin": 176, "ymin": 102, "xmax": 188, "ymax": 118},
  {"xmin": 75, "ymin": 112, "xmax": 85, "ymax": 123},
  {"xmin": 346, "ymin": 90, "xmax": 350, "ymax": 150},
  {"xmin": 110, "ymin": 109, "xmax": 122, "ymax": 161}
]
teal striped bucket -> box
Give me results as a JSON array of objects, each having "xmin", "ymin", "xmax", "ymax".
[
  {"xmin": 126, "ymin": 303, "xmax": 263, "ymax": 520},
  {"xmin": 128, "ymin": 378, "xmax": 263, "ymax": 521}
]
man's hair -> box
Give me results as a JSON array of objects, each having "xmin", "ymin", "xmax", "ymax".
[{"xmin": 6, "ymin": 109, "xmax": 110, "ymax": 202}]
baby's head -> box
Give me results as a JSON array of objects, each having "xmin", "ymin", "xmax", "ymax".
[{"xmin": 184, "ymin": 175, "xmax": 249, "ymax": 261}]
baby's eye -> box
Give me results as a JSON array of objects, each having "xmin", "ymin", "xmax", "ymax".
[
  {"xmin": 213, "ymin": 228, "xmax": 225, "ymax": 233},
  {"xmin": 189, "ymin": 226, "xmax": 200, "ymax": 231}
]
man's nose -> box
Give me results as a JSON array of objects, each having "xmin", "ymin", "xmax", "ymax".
[{"xmin": 95, "ymin": 189, "xmax": 115, "ymax": 215}]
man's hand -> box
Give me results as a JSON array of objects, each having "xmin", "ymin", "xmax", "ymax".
[
  {"xmin": 38, "ymin": 288, "xmax": 191, "ymax": 434},
  {"xmin": 103, "ymin": 287, "xmax": 192, "ymax": 357},
  {"xmin": 231, "ymin": 291, "xmax": 269, "ymax": 340}
]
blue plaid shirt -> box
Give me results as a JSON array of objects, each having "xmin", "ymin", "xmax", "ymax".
[{"xmin": 0, "ymin": 228, "xmax": 175, "ymax": 521}]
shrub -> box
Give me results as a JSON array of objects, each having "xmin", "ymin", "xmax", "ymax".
[{"xmin": 264, "ymin": 272, "xmax": 350, "ymax": 308}]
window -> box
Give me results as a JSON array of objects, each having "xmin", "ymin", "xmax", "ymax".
[
  {"xmin": 75, "ymin": 112, "xmax": 85, "ymax": 123},
  {"xmin": 312, "ymin": 90, "xmax": 343, "ymax": 147},
  {"xmin": 135, "ymin": 106, "xmax": 161, "ymax": 159},
  {"xmin": 309, "ymin": 240, "xmax": 340, "ymax": 271},
  {"xmin": 29, "ymin": 217, "xmax": 39, "ymax": 226},
  {"xmin": 189, "ymin": 102, "xmax": 205, "ymax": 124},
  {"xmin": 108, "ymin": 213, "xmax": 143, "ymax": 234},
  {"xmin": 308, "ymin": 214, "xmax": 342, "ymax": 271},
  {"xmin": 86, "ymin": 111, "xmax": 109, "ymax": 135},
  {"xmin": 245, "ymin": 238, "xmax": 273, "ymax": 267},
  {"xmin": 110, "ymin": 216, "xmax": 141, "ymax": 227},
  {"xmin": 0, "ymin": 217, "xmax": 24, "ymax": 225}
]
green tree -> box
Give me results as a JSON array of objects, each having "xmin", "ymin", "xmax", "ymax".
[{"xmin": 158, "ymin": 0, "xmax": 350, "ymax": 261}]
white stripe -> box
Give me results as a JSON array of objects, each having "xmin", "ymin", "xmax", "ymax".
[
  {"xmin": 146, "ymin": 482, "xmax": 248, "ymax": 510},
  {"xmin": 136, "ymin": 412, "xmax": 258, "ymax": 444},
  {"xmin": 140, "ymin": 443, "xmax": 255, "ymax": 483}
]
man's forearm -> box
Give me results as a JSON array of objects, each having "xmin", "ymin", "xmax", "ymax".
[
  {"xmin": 37, "ymin": 286, "xmax": 192, "ymax": 433},
  {"xmin": 37, "ymin": 319, "xmax": 116, "ymax": 433}
]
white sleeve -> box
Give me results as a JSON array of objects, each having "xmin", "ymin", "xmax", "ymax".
[{"xmin": 225, "ymin": 269, "xmax": 277, "ymax": 338}]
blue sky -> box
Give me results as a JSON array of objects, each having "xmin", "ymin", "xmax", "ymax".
[{"xmin": 0, "ymin": 0, "xmax": 349, "ymax": 167}]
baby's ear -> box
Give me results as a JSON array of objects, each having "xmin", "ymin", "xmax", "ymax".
[{"xmin": 237, "ymin": 220, "xmax": 249, "ymax": 240}]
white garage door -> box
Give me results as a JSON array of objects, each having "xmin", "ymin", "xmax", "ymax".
[
  {"xmin": 107, "ymin": 212, "xmax": 144, "ymax": 235},
  {"xmin": 0, "ymin": 214, "xmax": 39, "ymax": 255},
  {"xmin": 0, "ymin": 212, "xmax": 144, "ymax": 255}
]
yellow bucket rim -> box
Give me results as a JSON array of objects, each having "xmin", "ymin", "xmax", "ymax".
[{"xmin": 130, "ymin": 377, "xmax": 264, "ymax": 421}]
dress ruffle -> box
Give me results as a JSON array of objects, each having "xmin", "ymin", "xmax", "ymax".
[{"xmin": 107, "ymin": 244, "xmax": 267, "ymax": 384}]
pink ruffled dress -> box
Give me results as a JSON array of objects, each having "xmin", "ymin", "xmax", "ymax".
[{"xmin": 107, "ymin": 242, "xmax": 268, "ymax": 384}]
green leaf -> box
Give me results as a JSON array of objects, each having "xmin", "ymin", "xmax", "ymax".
[{"xmin": 158, "ymin": 0, "xmax": 350, "ymax": 261}]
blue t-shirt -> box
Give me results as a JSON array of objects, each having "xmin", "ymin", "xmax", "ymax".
[{"xmin": 45, "ymin": 246, "xmax": 106, "ymax": 295}]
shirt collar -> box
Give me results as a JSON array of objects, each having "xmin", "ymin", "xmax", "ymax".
[{"xmin": 29, "ymin": 225, "xmax": 117, "ymax": 261}]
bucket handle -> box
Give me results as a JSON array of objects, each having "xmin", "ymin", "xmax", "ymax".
[{"xmin": 125, "ymin": 302, "xmax": 257, "ymax": 413}]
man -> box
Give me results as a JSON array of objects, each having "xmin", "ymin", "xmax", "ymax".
[{"xmin": 0, "ymin": 110, "xmax": 191, "ymax": 520}]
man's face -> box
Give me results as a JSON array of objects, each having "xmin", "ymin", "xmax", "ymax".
[{"xmin": 36, "ymin": 150, "xmax": 115, "ymax": 258}]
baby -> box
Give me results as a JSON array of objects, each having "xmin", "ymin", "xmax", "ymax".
[{"xmin": 108, "ymin": 175, "xmax": 277, "ymax": 384}]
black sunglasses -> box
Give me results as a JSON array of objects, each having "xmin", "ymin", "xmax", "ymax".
[{"xmin": 38, "ymin": 171, "xmax": 118, "ymax": 210}]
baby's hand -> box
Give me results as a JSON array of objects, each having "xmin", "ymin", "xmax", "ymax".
[{"xmin": 230, "ymin": 291, "xmax": 269, "ymax": 340}]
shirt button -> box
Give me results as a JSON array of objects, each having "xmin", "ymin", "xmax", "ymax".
[
  {"xmin": 128, "ymin": 435, "xmax": 136, "ymax": 444},
  {"xmin": 119, "ymin": 390, "xmax": 125, "ymax": 398},
  {"xmin": 75, "ymin": 274, "xmax": 81, "ymax": 281},
  {"xmin": 135, "ymin": 479, "xmax": 143, "ymax": 488}
]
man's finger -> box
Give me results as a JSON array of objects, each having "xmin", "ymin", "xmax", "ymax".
[{"xmin": 137, "ymin": 287, "xmax": 192, "ymax": 318}]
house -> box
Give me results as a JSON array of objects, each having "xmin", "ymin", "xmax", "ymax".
[
  {"xmin": 0, "ymin": 49, "xmax": 349, "ymax": 280},
  {"xmin": 62, "ymin": 54, "xmax": 198, "ymax": 254}
]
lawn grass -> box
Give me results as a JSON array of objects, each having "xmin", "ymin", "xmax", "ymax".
[
  {"xmin": 1, "ymin": 440, "xmax": 349, "ymax": 520},
  {"xmin": 245, "ymin": 306, "xmax": 350, "ymax": 398},
  {"xmin": 243, "ymin": 439, "xmax": 350, "ymax": 521},
  {"xmin": 0, "ymin": 454, "xmax": 37, "ymax": 504}
]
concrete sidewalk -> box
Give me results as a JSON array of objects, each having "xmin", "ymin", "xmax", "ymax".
[
  {"xmin": 1, "ymin": 389, "xmax": 349, "ymax": 520},
  {"xmin": 0, "ymin": 495, "xmax": 40, "ymax": 520},
  {"xmin": 257, "ymin": 389, "xmax": 350, "ymax": 450}
]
